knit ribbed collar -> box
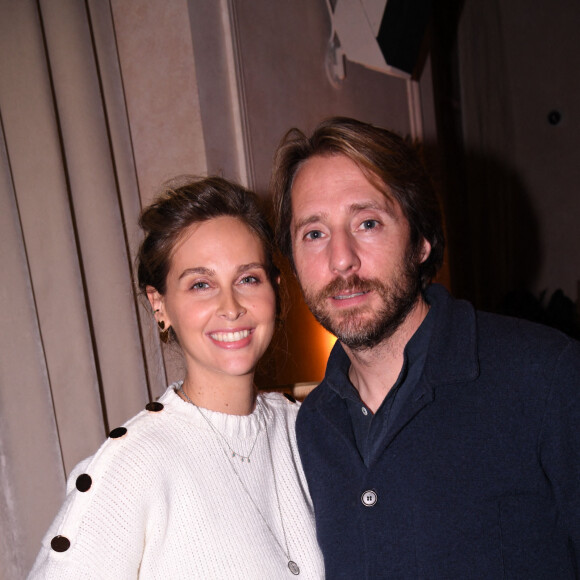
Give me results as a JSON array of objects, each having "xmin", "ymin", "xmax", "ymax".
[{"xmin": 158, "ymin": 382, "xmax": 268, "ymax": 439}]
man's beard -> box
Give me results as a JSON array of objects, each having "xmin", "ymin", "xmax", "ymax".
[{"xmin": 301, "ymin": 248, "xmax": 423, "ymax": 351}]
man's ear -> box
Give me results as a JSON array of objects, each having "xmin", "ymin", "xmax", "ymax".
[{"xmin": 419, "ymin": 239, "xmax": 432, "ymax": 264}]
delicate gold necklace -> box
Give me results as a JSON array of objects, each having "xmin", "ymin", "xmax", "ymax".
[
  {"xmin": 178, "ymin": 384, "xmax": 261, "ymax": 462},
  {"xmin": 177, "ymin": 385, "xmax": 300, "ymax": 575}
]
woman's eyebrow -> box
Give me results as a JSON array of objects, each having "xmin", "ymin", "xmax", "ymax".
[
  {"xmin": 236, "ymin": 263, "xmax": 267, "ymax": 274},
  {"xmin": 178, "ymin": 266, "xmax": 214, "ymax": 280}
]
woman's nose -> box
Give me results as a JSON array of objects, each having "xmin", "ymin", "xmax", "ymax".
[{"xmin": 217, "ymin": 290, "xmax": 246, "ymax": 320}]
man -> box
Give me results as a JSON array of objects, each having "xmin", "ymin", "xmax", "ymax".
[{"xmin": 271, "ymin": 117, "xmax": 580, "ymax": 579}]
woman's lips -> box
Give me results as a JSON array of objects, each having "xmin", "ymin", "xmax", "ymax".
[{"xmin": 207, "ymin": 328, "xmax": 253, "ymax": 348}]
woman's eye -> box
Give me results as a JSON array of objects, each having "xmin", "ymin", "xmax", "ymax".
[{"xmin": 191, "ymin": 281, "xmax": 209, "ymax": 290}]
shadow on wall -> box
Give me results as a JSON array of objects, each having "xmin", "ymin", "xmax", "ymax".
[
  {"xmin": 462, "ymin": 148, "xmax": 542, "ymax": 305},
  {"xmin": 433, "ymin": 145, "xmax": 579, "ymax": 338}
]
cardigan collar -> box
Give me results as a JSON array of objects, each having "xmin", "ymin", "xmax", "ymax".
[{"xmin": 422, "ymin": 283, "xmax": 480, "ymax": 386}]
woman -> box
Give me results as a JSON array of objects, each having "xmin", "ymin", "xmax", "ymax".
[{"xmin": 29, "ymin": 177, "xmax": 324, "ymax": 579}]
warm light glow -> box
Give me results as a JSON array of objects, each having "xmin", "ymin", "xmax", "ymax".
[
  {"xmin": 315, "ymin": 325, "xmax": 336, "ymax": 371},
  {"xmin": 323, "ymin": 328, "xmax": 337, "ymax": 356}
]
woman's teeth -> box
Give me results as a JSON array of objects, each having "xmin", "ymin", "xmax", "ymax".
[{"xmin": 210, "ymin": 330, "xmax": 250, "ymax": 342}]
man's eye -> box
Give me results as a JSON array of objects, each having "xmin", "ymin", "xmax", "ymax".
[
  {"xmin": 361, "ymin": 220, "xmax": 379, "ymax": 230},
  {"xmin": 305, "ymin": 230, "xmax": 323, "ymax": 240},
  {"xmin": 240, "ymin": 275, "xmax": 259, "ymax": 284}
]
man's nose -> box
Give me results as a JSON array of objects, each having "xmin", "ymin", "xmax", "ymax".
[{"xmin": 329, "ymin": 230, "xmax": 361, "ymax": 275}]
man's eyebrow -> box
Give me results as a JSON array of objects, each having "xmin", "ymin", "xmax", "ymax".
[
  {"xmin": 293, "ymin": 200, "xmax": 396, "ymax": 235},
  {"xmin": 350, "ymin": 199, "xmax": 398, "ymax": 216},
  {"xmin": 349, "ymin": 201, "xmax": 383, "ymax": 212},
  {"xmin": 293, "ymin": 213, "xmax": 328, "ymax": 235}
]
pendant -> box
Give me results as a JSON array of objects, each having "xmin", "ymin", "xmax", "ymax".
[{"xmin": 288, "ymin": 560, "xmax": 300, "ymax": 575}]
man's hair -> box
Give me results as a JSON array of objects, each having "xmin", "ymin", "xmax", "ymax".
[{"xmin": 270, "ymin": 117, "xmax": 445, "ymax": 291}]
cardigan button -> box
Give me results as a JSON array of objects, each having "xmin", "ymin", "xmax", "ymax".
[
  {"xmin": 361, "ymin": 490, "xmax": 378, "ymax": 507},
  {"xmin": 75, "ymin": 474, "xmax": 92, "ymax": 492},
  {"xmin": 50, "ymin": 535, "xmax": 71, "ymax": 552},
  {"xmin": 108, "ymin": 427, "xmax": 127, "ymax": 439}
]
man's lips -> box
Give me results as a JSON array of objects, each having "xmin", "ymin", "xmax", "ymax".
[
  {"xmin": 332, "ymin": 290, "xmax": 370, "ymax": 300},
  {"xmin": 323, "ymin": 275, "xmax": 377, "ymax": 300}
]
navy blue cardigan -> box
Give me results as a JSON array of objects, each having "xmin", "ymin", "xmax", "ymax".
[{"xmin": 297, "ymin": 284, "xmax": 580, "ymax": 579}]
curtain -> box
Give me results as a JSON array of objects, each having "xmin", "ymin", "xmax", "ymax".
[
  {"xmin": 456, "ymin": 0, "xmax": 539, "ymax": 311},
  {"xmin": 0, "ymin": 1, "xmax": 167, "ymax": 575}
]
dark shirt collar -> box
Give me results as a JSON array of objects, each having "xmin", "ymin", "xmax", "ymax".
[
  {"xmin": 322, "ymin": 291, "xmax": 437, "ymax": 465},
  {"xmin": 324, "ymin": 294, "xmax": 436, "ymax": 402}
]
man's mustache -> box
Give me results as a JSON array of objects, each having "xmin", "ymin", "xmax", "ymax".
[{"xmin": 320, "ymin": 275, "xmax": 381, "ymax": 299}]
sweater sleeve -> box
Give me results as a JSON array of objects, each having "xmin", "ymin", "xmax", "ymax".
[
  {"xmin": 538, "ymin": 338, "xmax": 580, "ymax": 573},
  {"xmin": 27, "ymin": 423, "xmax": 152, "ymax": 579}
]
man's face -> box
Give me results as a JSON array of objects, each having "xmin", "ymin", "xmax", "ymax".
[{"xmin": 290, "ymin": 154, "xmax": 430, "ymax": 350}]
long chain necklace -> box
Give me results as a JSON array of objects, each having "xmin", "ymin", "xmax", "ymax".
[
  {"xmin": 262, "ymin": 414, "xmax": 301, "ymax": 576},
  {"xmin": 178, "ymin": 385, "xmax": 300, "ymax": 575},
  {"xmin": 178, "ymin": 384, "xmax": 261, "ymax": 462}
]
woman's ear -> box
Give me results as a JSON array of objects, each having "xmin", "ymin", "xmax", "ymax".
[
  {"xmin": 146, "ymin": 286, "xmax": 164, "ymax": 313},
  {"xmin": 147, "ymin": 286, "xmax": 172, "ymax": 343},
  {"xmin": 147, "ymin": 286, "xmax": 172, "ymax": 328}
]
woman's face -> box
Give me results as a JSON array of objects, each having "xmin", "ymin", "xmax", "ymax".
[{"xmin": 153, "ymin": 216, "xmax": 277, "ymax": 382}]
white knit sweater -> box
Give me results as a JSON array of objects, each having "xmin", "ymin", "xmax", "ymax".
[{"xmin": 28, "ymin": 385, "xmax": 324, "ymax": 579}]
